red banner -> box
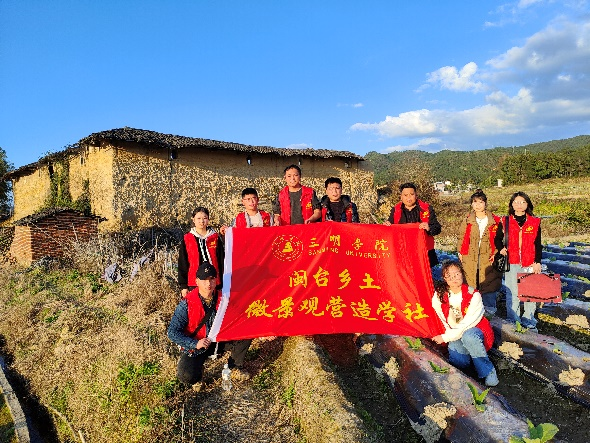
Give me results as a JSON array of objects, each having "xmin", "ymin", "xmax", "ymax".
[{"xmin": 209, "ymin": 223, "xmax": 444, "ymax": 341}]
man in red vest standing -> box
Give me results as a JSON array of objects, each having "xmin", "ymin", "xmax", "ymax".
[
  {"xmin": 383, "ymin": 182, "xmax": 442, "ymax": 267},
  {"xmin": 273, "ymin": 164, "xmax": 321, "ymax": 226},
  {"xmin": 224, "ymin": 187, "xmax": 274, "ymax": 229}
]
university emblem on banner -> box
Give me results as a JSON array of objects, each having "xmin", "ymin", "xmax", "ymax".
[{"xmin": 272, "ymin": 235, "xmax": 303, "ymax": 261}]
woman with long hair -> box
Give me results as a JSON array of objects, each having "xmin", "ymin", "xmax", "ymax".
[
  {"xmin": 432, "ymin": 260, "xmax": 498, "ymax": 386},
  {"xmin": 178, "ymin": 207, "xmax": 224, "ymax": 298},
  {"xmin": 495, "ymin": 191, "xmax": 542, "ymax": 330},
  {"xmin": 457, "ymin": 189, "xmax": 502, "ymax": 314}
]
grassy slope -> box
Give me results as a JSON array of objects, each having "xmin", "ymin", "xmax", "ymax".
[{"xmin": 0, "ymin": 261, "xmax": 180, "ymax": 443}]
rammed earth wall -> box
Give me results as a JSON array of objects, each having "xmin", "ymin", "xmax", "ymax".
[
  {"xmin": 109, "ymin": 143, "xmax": 375, "ymax": 230},
  {"xmin": 9, "ymin": 134, "xmax": 376, "ymax": 232},
  {"xmin": 11, "ymin": 168, "xmax": 52, "ymax": 221},
  {"xmin": 68, "ymin": 145, "xmax": 115, "ymax": 223}
]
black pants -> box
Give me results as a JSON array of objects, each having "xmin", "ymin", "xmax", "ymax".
[{"xmin": 176, "ymin": 339, "xmax": 252, "ymax": 385}]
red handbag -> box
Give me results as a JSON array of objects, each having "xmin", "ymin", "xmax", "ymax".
[{"xmin": 517, "ymin": 272, "xmax": 562, "ymax": 303}]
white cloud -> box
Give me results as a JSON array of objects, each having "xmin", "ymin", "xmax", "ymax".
[
  {"xmin": 352, "ymin": 17, "xmax": 590, "ymax": 151},
  {"xmin": 518, "ymin": 0, "xmax": 543, "ymax": 8},
  {"xmin": 422, "ymin": 62, "xmax": 486, "ymax": 93},
  {"xmin": 486, "ymin": 20, "xmax": 590, "ymax": 100},
  {"xmin": 337, "ymin": 102, "xmax": 364, "ymax": 108},
  {"xmin": 284, "ymin": 143, "xmax": 313, "ymax": 149},
  {"xmin": 383, "ymin": 138, "xmax": 443, "ymax": 153},
  {"xmin": 352, "ymin": 87, "xmax": 590, "ymax": 142}
]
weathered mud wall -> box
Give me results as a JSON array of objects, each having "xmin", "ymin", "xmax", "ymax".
[
  {"xmin": 68, "ymin": 145, "xmax": 116, "ymax": 227},
  {"xmin": 11, "ymin": 168, "xmax": 52, "ymax": 221},
  {"xmin": 108, "ymin": 143, "xmax": 376, "ymax": 231},
  {"xmin": 9, "ymin": 141, "xmax": 376, "ymax": 233}
]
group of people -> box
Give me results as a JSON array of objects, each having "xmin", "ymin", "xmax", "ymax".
[
  {"xmin": 167, "ymin": 164, "xmax": 360, "ymax": 390},
  {"xmin": 167, "ymin": 163, "xmax": 543, "ymax": 390},
  {"xmin": 434, "ymin": 189, "xmax": 542, "ymax": 387}
]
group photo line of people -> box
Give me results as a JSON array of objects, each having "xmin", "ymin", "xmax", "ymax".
[{"xmin": 167, "ymin": 163, "xmax": 543, "ymax": 390}]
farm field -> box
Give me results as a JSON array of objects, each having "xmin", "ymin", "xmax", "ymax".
[
  {"xmin": 0, "ymin": 176, "xmax": 589, "ymax": 442},
  {"xmin": 435, "ymin": 177, "xmax": 590, "ymax": 251}
]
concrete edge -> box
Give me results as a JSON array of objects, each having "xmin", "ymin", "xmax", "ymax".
[{"xmin": 0, "ymin": 355, "xmax": 30, "ymax": 443}]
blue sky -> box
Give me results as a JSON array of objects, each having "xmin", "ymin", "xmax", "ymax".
[{"xmin": 1, "ymin": 0, "xmax": 590, "ymax": 169}]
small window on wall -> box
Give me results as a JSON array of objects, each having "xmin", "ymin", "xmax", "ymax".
[
  {"xmin": 48, "ymin": 164, "xmax": 54, "ymax": 178},
  {"xmin": 247, "ymin": 155, "xmax": 252, "ymax": 165},
  {"xmin": 170, "ymin": 149, "xmax": 178, "ymax": 160},
  {"xmin": 80, "ymin": 155, "xmax": 85, "ymax": 165}
]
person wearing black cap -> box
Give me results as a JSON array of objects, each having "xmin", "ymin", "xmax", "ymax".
[{"xmin": 167, "ymin": 262, "xmax": 250, "ymax": 390}]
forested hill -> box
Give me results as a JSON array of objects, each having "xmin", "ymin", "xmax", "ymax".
[{"xmin": 365, "ymin": 135, "xmax": 590, "ymax": 187}]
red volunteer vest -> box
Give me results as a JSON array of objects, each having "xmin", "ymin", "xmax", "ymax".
[
  {"xmin": 441, "ymin": 285, "xmax": 494, "ymax": 351},
  {"xmin": 459, "ymin": 214, "xmax": 500, "ymax": 256},
  {"xmin": 392, "ymin": 200, "xmax": 435, "ymax": 250},
  {"xmin": 184, "ymin": 289, "xmax": 221, "ymax": 340},
  {"xmin": 506, "ymin": 215, "xmax": 540, "ymax": 267},
  {"xmin": 184, "ymin": 232, "xmax": 221, "ymax": 287},
  {"xmin": 278, "ymin": 186, "xmax": 314, "ymax": 225},
  {"xmin": 235, "ymin": 211, "xmax": 271, "ymax": 227}
]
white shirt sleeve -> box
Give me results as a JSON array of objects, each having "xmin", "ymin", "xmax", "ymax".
[{"xmin": 438, "ymin": 289, "xmax": 485, "ymax": 343}]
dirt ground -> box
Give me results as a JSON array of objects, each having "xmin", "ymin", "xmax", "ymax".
[{"xmin": 313, "ymin": 334, "xmax": 423, "ymax": 443}]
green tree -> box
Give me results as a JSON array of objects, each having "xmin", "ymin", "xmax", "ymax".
[{"xmin": 0, "ymin": 147, "xmax": 13, "ymax": 216}]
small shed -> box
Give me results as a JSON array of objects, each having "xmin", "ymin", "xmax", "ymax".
[{"xmin": 9, "ymin": 207, "xmax": 103, "ymax": 266}]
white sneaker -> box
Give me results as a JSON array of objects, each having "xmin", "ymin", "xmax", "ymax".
[{"xmin": 485, "ymin": 368, "xmax": 499, "ymax": 387}]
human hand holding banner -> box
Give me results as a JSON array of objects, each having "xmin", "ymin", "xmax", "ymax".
[{"xmin": 209, "ymin": 223, "xmax": 444, "ymax": 341}]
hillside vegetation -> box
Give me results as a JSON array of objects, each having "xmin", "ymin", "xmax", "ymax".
[{"xmin": 366, "ymin": 135, "xmax": 590, "ymax": 187}]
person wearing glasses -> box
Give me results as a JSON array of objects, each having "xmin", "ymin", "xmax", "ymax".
[
  {"xmin": 494, "ymin": 191, "xmax": 542, "ymax": 331},
  {"xmin": 431, "ymin": 260, "xmax": 498, "ymax": 387}
]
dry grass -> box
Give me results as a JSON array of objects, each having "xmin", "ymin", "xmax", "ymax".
[
  {"xmin": 0, "ymin": 247, "xmax": 326, "ymax": 443},
  {"xmin": 0, "ymin": 251, "xmax": 180, "ymax": 442},
  {"xmin": 0, "ymin": 394, "xmax": 17, "ymax": 443}
]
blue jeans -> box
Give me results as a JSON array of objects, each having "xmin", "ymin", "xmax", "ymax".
[
  {"xmin": 504, "ymin": 264, "xmax": 537, "ymax": 328},
  {"xmin": 448, "ymin": 328, "xmax": 494, "ymax": 378},
  {"xmin": 481, "ymin": 291, "xmax": 497, "ymax": 314}
]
